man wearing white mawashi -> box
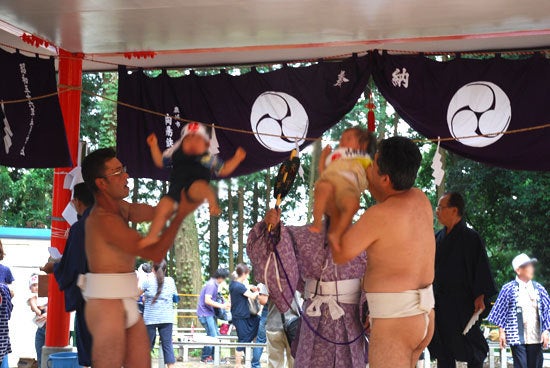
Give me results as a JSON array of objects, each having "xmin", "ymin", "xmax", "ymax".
[{"xmin": 80, "ymin": 148, "xmax": 199, "ymax": 368}]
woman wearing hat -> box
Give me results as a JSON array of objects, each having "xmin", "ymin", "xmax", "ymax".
[{"xmin": 488, "ymin": 254, "xmax": 550, "ymax": 368}]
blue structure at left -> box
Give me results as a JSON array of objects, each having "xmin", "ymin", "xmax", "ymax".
[{"xmin": 0, "ymin": 227, "xmax": 51, "ymax": 240}]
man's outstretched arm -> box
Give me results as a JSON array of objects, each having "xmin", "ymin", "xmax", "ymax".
[{"xmin": 332, "ymin": 206, "xmax": 379, "ymax": 264}]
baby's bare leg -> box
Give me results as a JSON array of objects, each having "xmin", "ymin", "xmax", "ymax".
[
  {"xmin": 328, "ymin": 193, "xmax": 359, "ymax": 247},
  {"xmin": 188, "ymin": 180, "xmax": 221, "ymax": 216},
  {"xmin": 310, "ymin": 180, "xmax": 333, "ymax": 232},
  {"xmin": 140, "ymin": 196, "xmax": 176, "ymax": 247}
]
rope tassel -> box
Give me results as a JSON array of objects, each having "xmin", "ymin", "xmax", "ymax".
[{"xmin": 366, "ymin": 92, "xmax": 376, "ymax": 132}]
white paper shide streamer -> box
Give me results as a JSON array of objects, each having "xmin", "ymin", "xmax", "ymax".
[
  {"xmin": 295, "ymin": 139, "xmax": 305, "ymax": 180},
  {"xmin": 61, "ymin": 166, "xmax": 84, "ymax": 225},
  {"xmin": 210, "ymin": 124, "xmax": 220, "ymax": 155},
  {"xmin": 431, "ymin": 137, "xmax": 445, "ymax": 186}
]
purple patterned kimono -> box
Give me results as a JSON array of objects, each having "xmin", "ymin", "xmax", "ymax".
[{"xmin": 247, "ymin": 221, "xmax": 367, "ymax": 368}]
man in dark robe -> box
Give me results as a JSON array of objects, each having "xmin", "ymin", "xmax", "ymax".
[
  {"xmin": 42, "ymin": 183, "xmax": 94, "ymax": 367},
  {"xmin": 429, "ymin": 192, "xmax": 497, "ymax": 368}
]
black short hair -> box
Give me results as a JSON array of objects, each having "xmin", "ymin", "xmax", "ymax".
[
  {"xmin": 444, "ymin": 191, "xmax": 465, "ymax": 217},
  {"xmin": 376, "ymin": 137, "xmax": 421, "ymax": 191},
  {"xmin": 73, "ymin": 183, "xmax": 95, "ymax": 207},
  {"xmin": 235, "ymin": 263, "xmax": 250, "ymax": 277},
  {"xmin": 81, "ymin": 148, "xmax": 117, "ymax": 192},
  {"xmin": 213, "ymin": 268, "xmax": 229, "ymax": 279}
]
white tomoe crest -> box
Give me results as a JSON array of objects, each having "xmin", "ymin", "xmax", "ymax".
[
  {"xmin": 250, "ymin": 91, "xmax": 309, "ymax": 152},
  {"xmin": 447, "ymin": 81, "xmax": 511, "ymax": 148}
]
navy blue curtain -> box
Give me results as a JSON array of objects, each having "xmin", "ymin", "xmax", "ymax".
[
  {"xmin": 373, "ymin": 52, "xmax": 550, "ymax": 171},
  {"xmin": 117, "ymin": 55, "xmax": 371, "ymax": 180},
  {"xmin": 0, "ymin": 49, "xmax": 71, "ymax": 168}
]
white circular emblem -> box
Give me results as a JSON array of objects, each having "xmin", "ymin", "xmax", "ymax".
[
  {"xmin": 250, "ymin": 92, "xmax": 309, "ymax": 152},
  {"xmin": 447, "ymin": 82, "xmax": 511, "ymax": 147}
]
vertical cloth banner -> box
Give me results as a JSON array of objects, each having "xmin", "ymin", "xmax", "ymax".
[
  {"xmin": 0, "ymin": 49, "xmax": 71, "ymax": 168},
  {"xmin": 373, "ymin": 52, "xmax": 550, "ymax": 171},
  {"xmin": 117, "ymin": 55, "xmax": 371, "ymax": 180}
]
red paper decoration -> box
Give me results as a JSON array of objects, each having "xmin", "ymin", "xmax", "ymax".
[
  {"xmin": 20, "ymin": 33, "xmax": 50, "ymax": 48},
  {"xmin": 123, "ymin": 51, "xmax": 157, "ymax": 60}
]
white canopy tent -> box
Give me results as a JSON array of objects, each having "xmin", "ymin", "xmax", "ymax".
[
  {"xmin": 1, "ymin": 0, "xmax": 549, "ymax": 360},
  {"xmin": 1, "ymin": 0, "xmax": 549, "ymax": 70}
]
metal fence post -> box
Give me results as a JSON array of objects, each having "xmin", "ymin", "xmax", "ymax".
[
  {"xmin": 158, "ymin": 343, "xmax": 165, "ymax": 368},
  {"xmin": 500, "ymin": 346, "xmax": 507, "ymax": 368}
]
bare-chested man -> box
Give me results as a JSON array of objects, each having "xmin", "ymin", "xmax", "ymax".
[
  {"xmin": 332, "ymin": 137, "xmax": 436, "ymax": 368},
  {"xmin": 80, "ymin": 148, "xmax": 199, "ymax": 368}
]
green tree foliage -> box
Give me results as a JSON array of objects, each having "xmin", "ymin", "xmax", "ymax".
[
  {"xmin": 80, "ymin": 72, "xmax": 117, "ymax": 149},
  {"xmin": 0, "ymin": 167, "xmax": 53, "ymax": 227},
  {"xmin": 443, "ymin": 154, "xmax": 550, "ymax": 287}
]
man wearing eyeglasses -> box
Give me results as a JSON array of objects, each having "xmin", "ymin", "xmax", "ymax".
[
  {"xmin": 79, "ymin": 148, "xmax": 199, "ymax": 368},
  {"xmin": 429, "ymin": 192, "xmax": 497, "ymax": 368}
]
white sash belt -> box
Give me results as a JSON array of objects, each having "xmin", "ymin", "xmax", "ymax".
[{"xmin": 304, "ymin": 278, "xmax": 362, "ymax": 320}]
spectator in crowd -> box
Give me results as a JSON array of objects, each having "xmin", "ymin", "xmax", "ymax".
[
  {"xmin": 253, "ymin": 285, "xmax": 268, "ymax": 368},
  {"xmin": 488, "ymin": 254, "xmax": 550, "ymax": 368},
  {"xmin": 27, "ymin": 274, "xmax": 47, "ymax": 367},
  {"xmin": 230, "ymin": 263, "xmax": 260, "ymax": 368},
  {"xmin": 0, "ymin": 283, "xmax": 13, "ymax": 368},
  {"xmin": 429, "ymin": 192, "xmax": 497, "ymax": 368},
  {"xmin": 137, "ymin": 263, "xmax": 153, "ymax": 313},
  {"xmin": 138, "ymin": 263, "xmax": 153, "ymax": 287},
  {"xmin": 41, "ymin": 182, "xmax": 94, "ymax": 367},
  {"xmin": 257, "ymin": 283, "xmax": 299, "ymax": 368},
  {"xmin": 196, "ymin": 268, "xmax": 230, "ymax": 364},
  {"xmin": 141, "ymin": 261, "xmax": 178, "ymax": 368},
  {"xmin": 0, "ymin": 241, "xmax": 14, "ymax": 295}
]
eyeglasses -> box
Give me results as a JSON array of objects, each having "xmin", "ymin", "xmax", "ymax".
[{"xmin": 102, "ymin": 166, "xmax": 127, "ymax": 178}]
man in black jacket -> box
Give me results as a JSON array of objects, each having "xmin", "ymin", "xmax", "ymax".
[{"xmin": 429, "ymin": 192, "xmax": 497, "ymax": 368}]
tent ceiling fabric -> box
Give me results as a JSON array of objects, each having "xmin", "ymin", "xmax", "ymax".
[{"xmin": 0, "ymin": 0, "xmax": 550, "ymax": 70}]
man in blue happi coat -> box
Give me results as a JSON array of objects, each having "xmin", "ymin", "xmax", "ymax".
[{"xmin": 488, "ymin": 253, "xmax": 550, "ymax": 368}]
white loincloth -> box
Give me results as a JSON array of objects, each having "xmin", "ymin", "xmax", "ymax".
[
  {"xmin": 366, "ymin": 284, "xmax": 434, "ymax": 338},
  {"xmin": 78, "ymin": 272, "xmax": 141, "ymax": 328}
]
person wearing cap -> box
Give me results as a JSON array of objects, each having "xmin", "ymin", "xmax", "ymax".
[
  {"xmin": 429, "ymin": 192, "xmax": 497, "ymax": 368},
  {"xmin": 144, "ymin": 122, "xmax": 246, "ymax": 246},
  {"xmin": 27, "ymin": 273, "xmax": 48, "ymax": 367},
  {"xmin": 488, "ymin": 254, "xmax": 550, "ymax": 368}
]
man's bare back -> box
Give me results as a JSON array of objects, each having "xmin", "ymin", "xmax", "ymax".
[
  {"xmin": 333, "ymin": 137, "xmax": 435, "ymax": 368},
  {"xmin": 360, "ymin": 189, "xmax": 434, "ymax": 293}
]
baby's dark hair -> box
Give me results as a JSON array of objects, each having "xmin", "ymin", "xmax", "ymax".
[{"xmin": 346, "ymin": 127, "xmax": 377, "ymax": 157}]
